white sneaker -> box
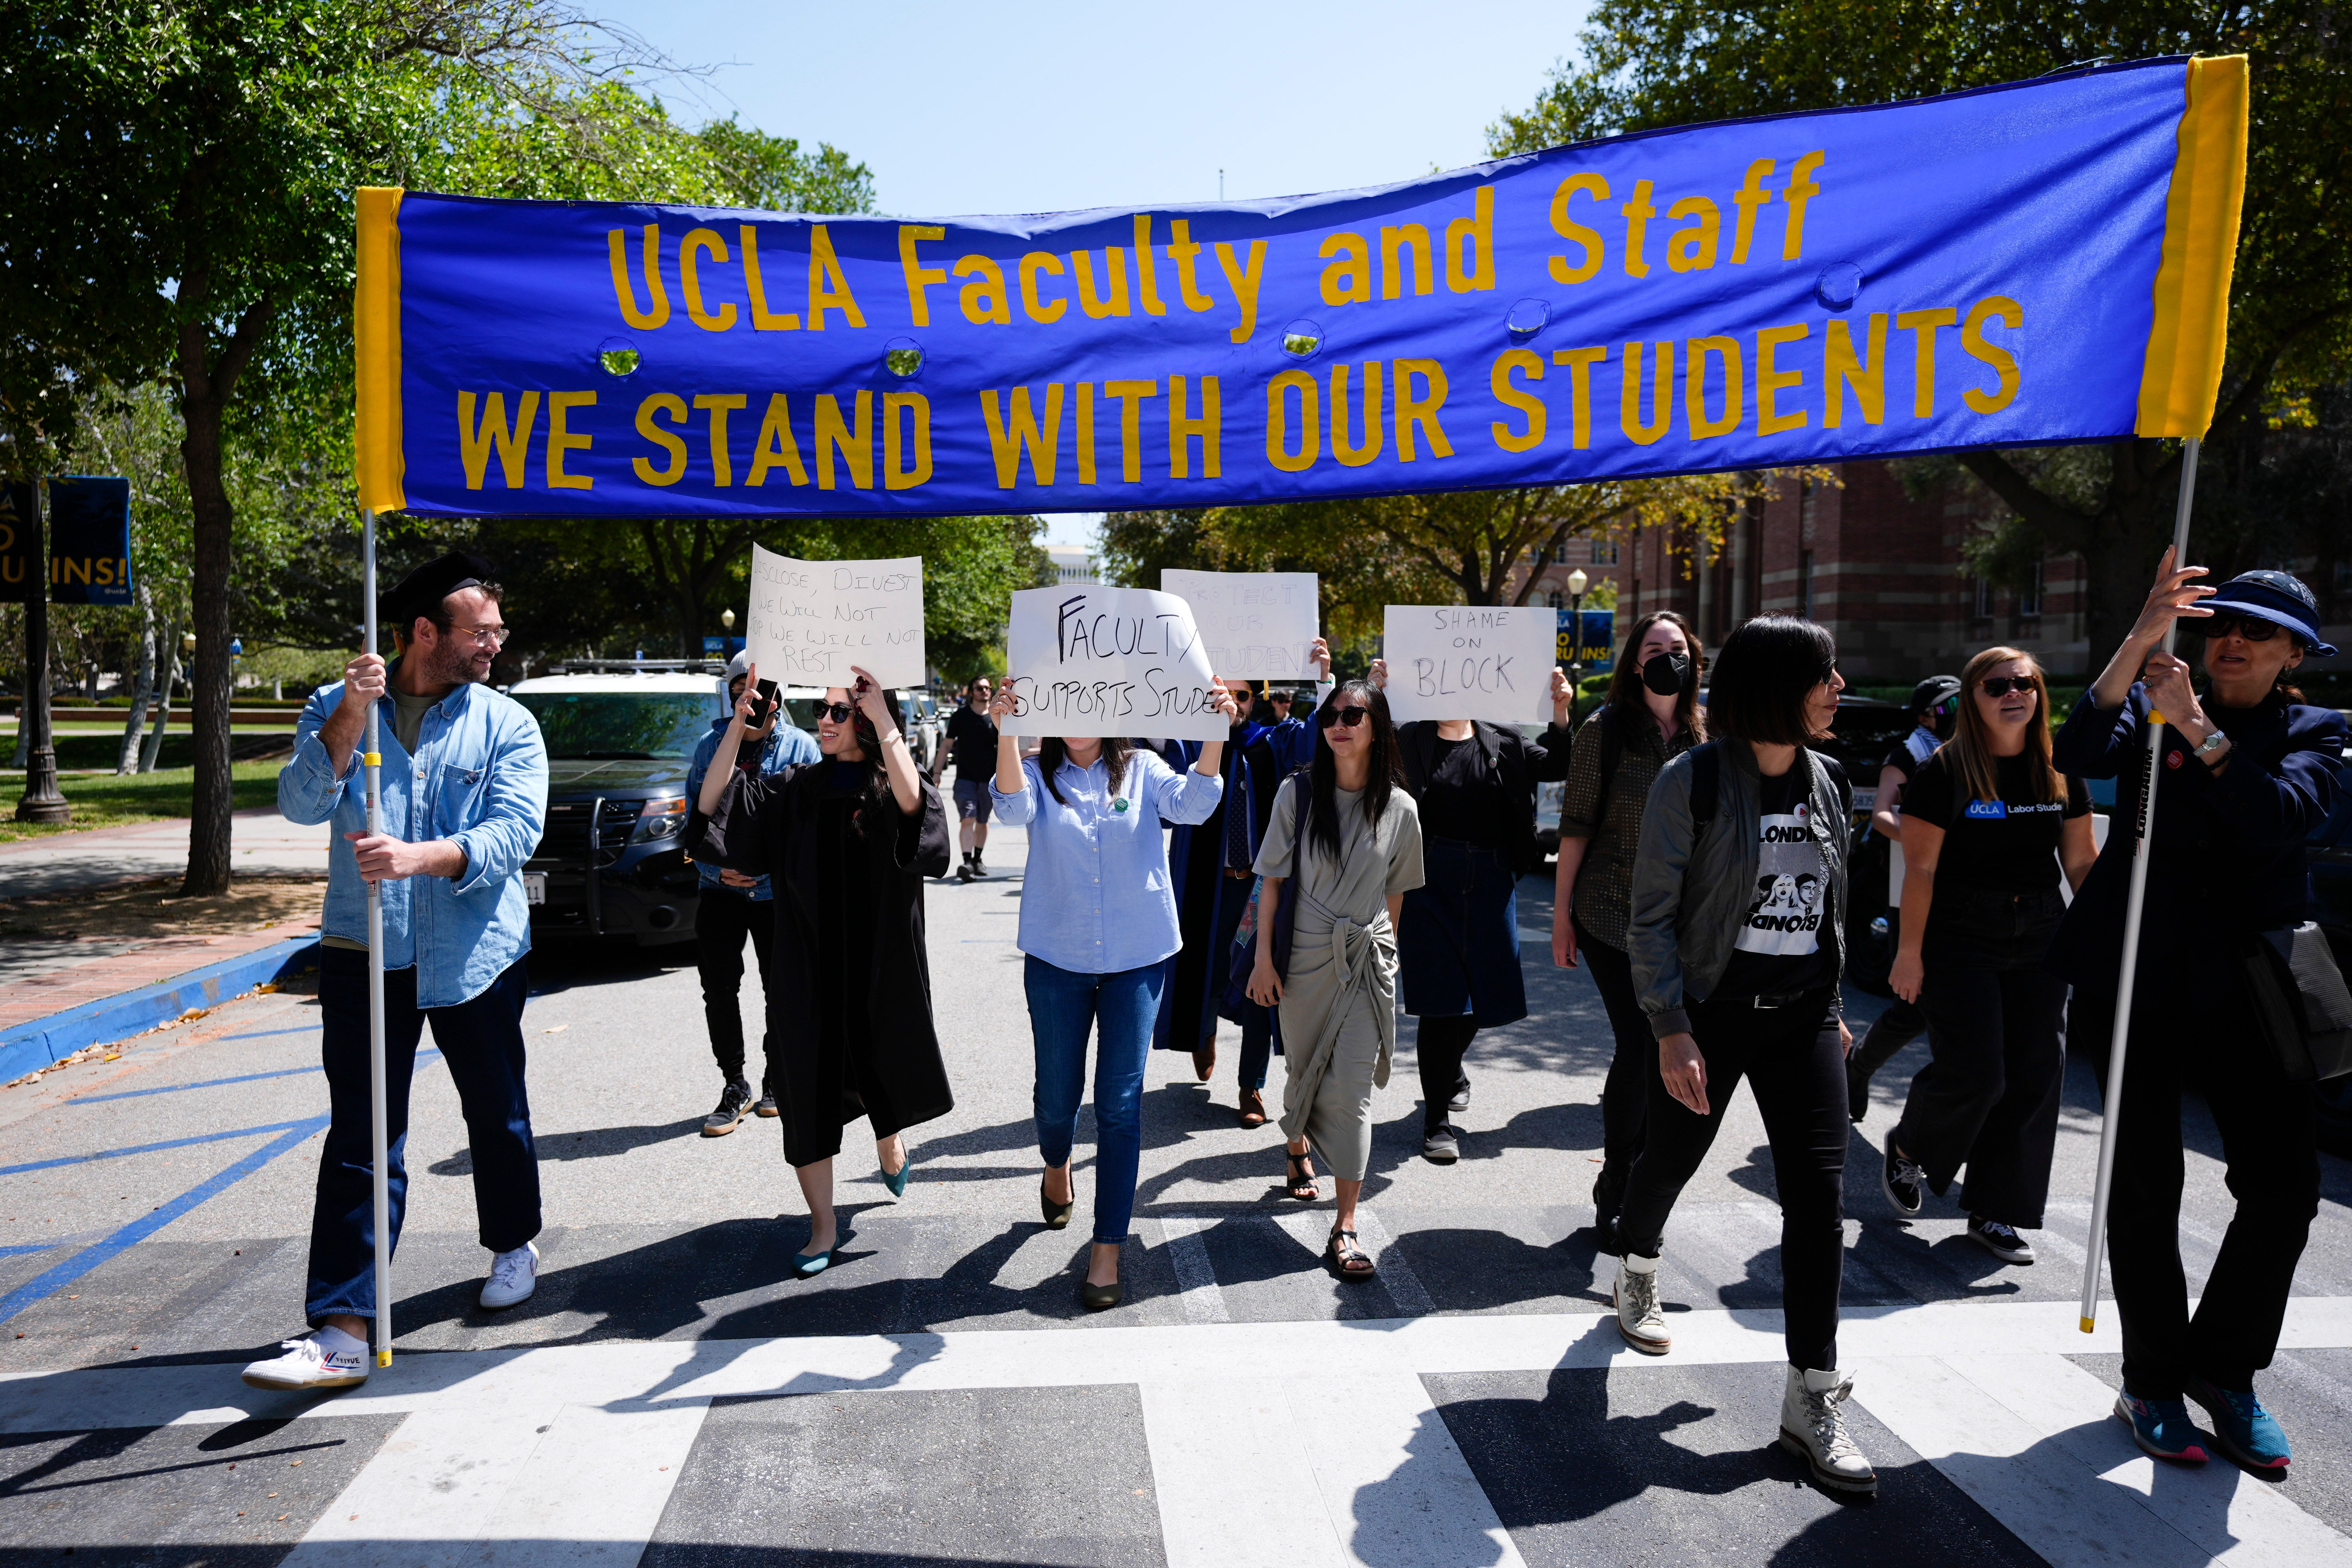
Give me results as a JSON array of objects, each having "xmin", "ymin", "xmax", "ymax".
[
  {"xmin": 479, "ymin": 1240, "xmax": 539, "ymax": 1310},
  {"xmin": 241, "ymin": 1332, "xmax": 368, "ymax": 1391},
  {"xmin": 1613, "ymin": 1251, "xmax": 1671, "ymax": 1354},
  {"xmin": 1780, "ymin": 1366, "xmax": 1878, "ymax": 1493}
]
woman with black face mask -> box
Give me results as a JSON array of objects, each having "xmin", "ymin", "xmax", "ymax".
[{"xmin": 1551, "ymin": 612, "xmax": 1704, "ymax": 1251}]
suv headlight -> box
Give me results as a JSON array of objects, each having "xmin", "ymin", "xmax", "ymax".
[{"xmin": 632, "ymin": 796, "xmax": 688, "ymax": 843}]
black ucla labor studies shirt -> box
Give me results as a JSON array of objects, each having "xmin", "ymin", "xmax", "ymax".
[{"xmin": 1900, "ymin": 750, "xmax": 2089, "ymax": 896}]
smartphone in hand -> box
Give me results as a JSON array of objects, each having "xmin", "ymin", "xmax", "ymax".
[{"xmin": 746, "ymin": 678, "xmax": 779, "ymax": 726}]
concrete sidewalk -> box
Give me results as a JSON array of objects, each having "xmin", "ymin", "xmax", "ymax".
[{"xmin": 0, "ymin": 808, "xmax": 331, "ymax": 896}]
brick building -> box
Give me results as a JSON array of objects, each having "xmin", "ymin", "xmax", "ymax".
[{"xmin": 1520, "ymin": 460, "xmax": 2092, "ymax": 684}]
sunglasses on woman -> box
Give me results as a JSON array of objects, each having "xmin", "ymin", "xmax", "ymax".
[
  {"xmin": 1979, "ymin": 677, "xmax": 2038, "ymax": 698},
  {"xmin": 2187, "ymin": 612, "xmax": 2283, "ymax": 643},
  {"xmin": 818, "ymin": 702, "xmax": 856, "ymax": 722},
  {"xmin": 1317, "ymin": 705, "xmax": 1370, "ymax": 729}
]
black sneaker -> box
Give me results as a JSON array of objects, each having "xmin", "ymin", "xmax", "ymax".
[
  {"xmin": 1448, "ymin": 1078, "xmax": 1470, "ymax": 1114},
  {"xmin": 1965, "ymin": 1214, "xmax": 2036, "ymax": 1265},
  {"xmin": 955, "ymin": 857, "xmax": 975, "ymax": 884},
  {"xmin": 702, "ymin": 1079, "xmax": 753, "ymax": 1137},
  {"xmin": 753, "ymin": 1083, "xmax": 779, "ymax": 1118},
  {"xmin": 1881, "ymin": 1142, "xmax": 1924, "ymax": 1216},
  {"xmin": 1422, "ymin": 1123, "xmax": 1460, "ymax": 1163},
  {"xmin": 971, "ymin": 854, "xmax": 988, "ymax": 877}
]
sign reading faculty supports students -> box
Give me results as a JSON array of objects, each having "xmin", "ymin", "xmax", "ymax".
[
  {"xmin": 742, "ymin": 544, "xmax": 925, "ymax": 688},
  {"xmin": 1383, "ymin": 604, "xmax": 1558, "ymax": 725},
  {"xmin": 1160, "ymin": 570, "xmax": 1319, "ymax": 681},
  {"xmin": 1003, "ymin": 584, "xmax": 1226, "ymax": 742}
]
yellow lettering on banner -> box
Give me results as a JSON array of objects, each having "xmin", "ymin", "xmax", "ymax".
[
  {"xmin": 548, "ymin": 392, "xmax": 596, "ymax": 490},
  {"xmin": 980, "ymin": 385, "xmax": 1064, "ymax": 487},
  {"xmin": 739, "ymin": 227, "xmax": 800, "ymax": 330},
  {"xmin": 1213, "ymin": 241, "xmax": 1265, "ymax": 343},
  {"xmin": 1665, "ymin": 197, "xmax": 1720, "ymax": 273},
  {"xmin": 1132, "ymin": 216, "xmax": 1166, "ymax": 316},
  {"xmin": 1076, "ymin": 382, "xmax": 1098, "ymax": 484},
  {"xmin": 1167, "ymin": 220, "xmax": 1216, "ymax": 311},
  {"xmin": 954, "ymin": 256, "xmax": 1012, "ymax": 325},
  {"xmin": 1073, "ymin": 248, "xmax": 1132, "ymax": 319},
  {"xmin": 681, "ymin": 229, "xmax": 737, "ymax": 331},
  {"xmin": 747, "ymin": 394, "xmax": 810, "ymax": 487},
  {"xmin": 1104, "ymin": 379, "xmax": 1158, "ymax": 482},
  {"xmin": 1756, "ymin": 324, "xmax": 1810, "ymax": 436},
  {"xmin": 1896, "ymin": 307, "xmax": 1959, "ymax": 416},
  {"xmin": 884, "ymin": 391, "xmax": 933, "ymax": 490},
  {"xmin": 1332, "ymin": 362, "xmax": 1384, "ymax": 467},
  {"xmin": 1170, "ymin": 375, "xmax": 1220, "ymax": 478},
  {"xmin": 898, "ymin": 225, "xmax": 949, "ymax": 326},
  {"xmin": 1782, "ymin": 152, "xmax": 1826, "ymax": 261},
  {"xmin": 1548, "ymin": 174, "xmax": 1609, "ymax": 285},
  {"xmin": 1621, "ymin": 181, "xmax": 1657, "ymax": 279},
  {"xmin": 1445, "ymin": 186, "xmax": 1495, "ymax": 292},
  {"xmin": 1019, "ymin": 252, "xmax": 1067, "ymax": 324},
  {"xmin": 1267, "ymin": 370, "xmax": 1320, "ymax": 473},
  {"xmin": 1961, "ymin": 296, "xmax": 2023, "ymax": 414},
  {"xmin": 1620, "ymin": 343, "xmax": 1673, "ymax": 446},
  {"xmin": 813, "ymin": 391, "xmax": 873, "ymax": 490},
  {"xmin": 632, "ymin": 393, "xmax": 690, "ymax": 485},
  {"xmin": 1685, "ymin": 337, "xmax": 1743, "ymax": 439},
  {"xmin": 1319, "ymin": 232, "xmax": 1372, "ymax": 305},
  {"xmin": 458, "ymin": 391, "xmax": 539, "ymax": 490},
  {"xmin": 1552, "ymin": 347, "xmax": 1607, "ymax": 449},
  {"xmin": 607, "ymin": 227, "xmax": 669, "ymax": 330},
  {"xmin": 1490, "ymin": 349, "xmax": 1545, "ymax": 453},
  {"xmin": 807, "ymin": 225, "xmax": 866, "ymax": 330},
  {"xmin": 1824, "ymin": 314, "xmax": 1888, "ymax": 428},
  {"xmin": 1730, "ymin": 160, "xmax": 1775, "ymax": 264},
  {"xmin": 1394, "ymin": 360, "xmax": 1452, "ymax": 461},
  {"xmin": 693, "ymin": 393, "xmax": 748, "ymax": 486},
  {"xmin": 1379, "ymin": 224, "xmax": 1433, "ymax": 299}
]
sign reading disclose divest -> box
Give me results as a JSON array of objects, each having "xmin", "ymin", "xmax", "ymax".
[
  {"xmin": 355, "ymin": 56, "xmax": 2246, "ymax": 521},
  {"xmin": 743, "ymin": 545, "xmax": 926, "ymax": 688},
  {"xmin": 1002, "ymin": 585, "xmax": 1226, "ymax": 742}
]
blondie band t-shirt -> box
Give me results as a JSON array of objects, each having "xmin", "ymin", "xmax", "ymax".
[
  {"xmin": 1900, "ymin": 748, "xmax": 2089, "ymax": 894},
  {"xmin": 1711, "ymin": 766, "xmax": 1836, "ymax": 1000}
]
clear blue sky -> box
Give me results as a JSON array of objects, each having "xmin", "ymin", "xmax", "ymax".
[{"xmin": 593, "ymin": 0, "xmax": 1592, "ymax": 548}]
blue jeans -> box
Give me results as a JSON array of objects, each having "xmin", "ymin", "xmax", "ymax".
[
  {"xmin": 1026, "ymin": 956, "xmax": 1163, "ymax": 1245},
  {"xmin": 1237, "ymin": 1008, "xmax": 1274, "ymax": 1089}
]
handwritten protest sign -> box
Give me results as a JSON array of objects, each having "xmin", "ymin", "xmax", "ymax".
[
  {"xmin": 1382, "ymin": 605, "xmax": 1558, "ymax": 725},
  {"xmin": 1160, "ymin": 570, "xmax": 1319, "ymax": 682},
  {"xmin": 1003, "ymin": 585, "xmax": 1226, "ymax": 741},
  {"xmin": 744, "ymin": 544, "xmax": 925, "ymax": 688}
]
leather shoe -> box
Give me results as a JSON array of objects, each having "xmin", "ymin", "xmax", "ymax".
[{"xmin": 1192, "ymin": 1043, "xmax": 1216, "ymax": 1082}]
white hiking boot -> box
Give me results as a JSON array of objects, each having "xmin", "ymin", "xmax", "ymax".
[
  {"xmin": 241, "ymin": 1330, "xmax": 369, "ymax": 1392},
  {"xmin": 1613, "ymin": 1251, "xmax": 1670, "ymax": 1354},
  {"xmin": 479, "ymin": 1240, "xmax": 539, "ymax": 1310},
  {"xmin": 1780, "ymin": 1366, "xmax": 1878, "ymax": 1493}
]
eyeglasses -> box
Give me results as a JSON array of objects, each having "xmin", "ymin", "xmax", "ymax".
[
  {"xmin": 1318, "ymin": 706, "xmax": 1370, "ymax": 729},
  {"xmin": 818, "ymin": 702, "xmax": 856, "ymax": 722},
  {"xmin": 1979, "ymin": 677, "xmax": 2038, "ymax": 698},
  {"xmin": 2187, "ymin": 612, "xmax": 2283, "ymax": 643},
  {"xmin": 449, "ymin": 624, "xmax": 509, "ymax": 647}
]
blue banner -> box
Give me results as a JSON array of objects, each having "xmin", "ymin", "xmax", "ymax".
[
  {"xmin": 47, "ymin": 476, "xmax": 132, "ymax": 606},
  {"xmin": 0, "ymin": 484, "xmax": 31, "ymax": 605},
  {"xmin": 358, "ymin": 56, "xmax": 2244, "ymax": 520},
  {"xmin": 1558, "ymin": 608, "xmax": 1615, "ymax": 672}
]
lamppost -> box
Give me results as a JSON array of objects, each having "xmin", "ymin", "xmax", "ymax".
[
  {"xmin": 1565, "ymin": 567, "xmax": 1590, "ymax": 726},
  {"xmin": 720, "ymin": 607, "xmax": 736, "ymax": 666}
]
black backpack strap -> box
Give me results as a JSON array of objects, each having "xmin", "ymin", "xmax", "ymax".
[{"xmin": 1689, "ymin": 741, "xmax": 1721, "ymax": 836}]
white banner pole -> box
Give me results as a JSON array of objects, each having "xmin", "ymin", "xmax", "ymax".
[
  {"xmin": 362, "ymin": 507, "xmax": 392, "ymax": 1368},
  {"xmin": 2080, "ymin": 435, "xmax": 2202, "ymax": 1334}
]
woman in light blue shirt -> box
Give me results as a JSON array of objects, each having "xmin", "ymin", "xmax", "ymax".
[{"xmin": 988, "ymin": 685, "xmax": 1240, "ymax": 1310}]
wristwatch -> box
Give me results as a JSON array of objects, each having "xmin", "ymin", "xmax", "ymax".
[{"xmin": 2191, "ymin": 729, "xmax": 2229, "ymax": 762}]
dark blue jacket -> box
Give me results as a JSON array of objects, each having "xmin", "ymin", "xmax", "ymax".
[{"xmin": 2047, "ymin": 684, "xmax": 2345, "ymax": 987}]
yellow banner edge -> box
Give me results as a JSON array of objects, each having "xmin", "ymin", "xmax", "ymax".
[
  {"xmin": 2136, "ymin": 56, "xmax": 2248, "ymax": 439},
  {"xmin": 355, "ymin": 187, "xmax": 407, "ymax": 514}
]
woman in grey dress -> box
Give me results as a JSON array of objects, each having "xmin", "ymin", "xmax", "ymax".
[{"xmin": 1247, "ymin": 681, "xmax": 1425, "ymax": 1279}]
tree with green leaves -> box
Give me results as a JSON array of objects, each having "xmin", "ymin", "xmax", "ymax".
[{"xmin": 1490, "ymin": 2, "xmax": 2352, "ymax": 655}]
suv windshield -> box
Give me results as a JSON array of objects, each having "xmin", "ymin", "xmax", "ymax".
[{"xmin": 512, "ymin": 693, "xmax": 716, "ymax": 759}]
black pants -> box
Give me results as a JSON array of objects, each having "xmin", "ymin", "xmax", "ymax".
[
  {"xmin": 306, "ymin": 946, "xmax": 540, "ymax": 1324},
  {"xmin": 1416, "ymin": 1015, "xmax": 1476, "ymax": 1133},
  {"xmin": 1849, "ymin": 998, "xmax": 1926, "ymax": 1082},
  {"xmin": 696, "ymin": 887, "xmax": 777, "ymax": 1087},
  {"xmin": 1620, "ymin": 987, "xmax": 1848, "ymax": 1371},
  {"xmin": 2071, "ymin": 961, "xmax": 2320, "ymax": 1397},
  {"xmin": 1579, "ymin": 918, "xmax": 1659, "ymax": 1215},
  {"xmin": 1894, "ymin": 889, "xmax": 2068, "ymax": 1226}
]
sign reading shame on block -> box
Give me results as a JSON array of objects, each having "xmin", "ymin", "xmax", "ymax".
[
  {"xmin": 744, "ymin": 544, "xmax": 926, "ymax": 688},
  {"xmin": 1382, "ymin": 605, "xmax": 1559, "ymax": 725},
  {"xmin": 1003, "ymin": 585, "xmax": 1227, "ymax": 742},
  {"xmin": 1160, "ymin": 570, "xmax": 1319, "ymax": 681}
]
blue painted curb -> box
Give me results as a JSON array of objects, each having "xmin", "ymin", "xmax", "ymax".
[{"xmin": 0, "ymin": 937, "xmax": 321, "ymax": 1084}]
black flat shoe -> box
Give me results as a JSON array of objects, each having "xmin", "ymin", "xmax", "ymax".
[
  {"xmin": 1041, "ymin": 1178, "xmax": 1075, "ymax": 1230},
  {"xmin": 1080, "ymin": 1278, "xmax": 1123, "ymax": 1311}
]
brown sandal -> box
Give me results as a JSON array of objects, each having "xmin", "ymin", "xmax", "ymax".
[
  {"xmin": 1326, "ymin": 1228, "xmax": 1376, "ymax": 1279},
  {"xmin": 1284, "ymin": 1150, "xmax": 1319, "ymax": 1201}
]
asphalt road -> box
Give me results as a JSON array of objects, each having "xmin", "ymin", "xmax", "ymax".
[{"xmin": 4, "ymin": 819, "xmax": 2351, "ymax": 1566}]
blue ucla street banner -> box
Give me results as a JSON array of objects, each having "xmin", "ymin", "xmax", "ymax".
[{"xmin": 355, "ymin": 56, "xmax": 2245, "ymax": 520}]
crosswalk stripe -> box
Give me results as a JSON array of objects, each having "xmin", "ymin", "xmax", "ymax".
[{"xmin": 1157, "ymin": 1216, "xmax": 1232, "ymax": 1325}]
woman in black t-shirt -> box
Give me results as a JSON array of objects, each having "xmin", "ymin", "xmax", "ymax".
[{"xmin": 1881, "ymin": 646, "xmax": 2096, "ymax": 1266}]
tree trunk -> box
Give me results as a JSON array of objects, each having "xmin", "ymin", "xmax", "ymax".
[
  {"xmin": 118, "ymin": 579, "xmax": 153, "ymax": 773},
  {"xmin": 142, "ymin": 621, "xmax": 178, "ymax": 774},
  {"xmin": 181, "ymin": 384, "xmax": 234, "ymax": 893}
]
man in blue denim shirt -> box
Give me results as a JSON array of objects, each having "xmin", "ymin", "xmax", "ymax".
[
  {"xmin": 687, "ymin": 651, "xmax": 818, "ymax": 1134},
  {"xmin": 242, "ymin": 553, "xmax": 549, "ymax": 1394}
]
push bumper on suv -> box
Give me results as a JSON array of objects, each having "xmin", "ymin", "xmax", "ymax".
[{"xmin": 524, "ymin": 793, "xmax": 702, "ymax": 944}]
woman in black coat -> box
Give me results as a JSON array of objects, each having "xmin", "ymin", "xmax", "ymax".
[
  {"xmin": 691, "ymin": 663, "xmax": 954, "ymax": 1277},
  {"xmin": 2050, "ymin": 555, "xmax": 2343, "ymax": 1474}
]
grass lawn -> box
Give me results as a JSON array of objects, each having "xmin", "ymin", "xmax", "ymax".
[{"xmin": 1, "ymin": 731, "xmax": 289, "ymax": 841}]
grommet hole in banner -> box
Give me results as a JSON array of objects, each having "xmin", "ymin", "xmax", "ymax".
[
  {"xmin": 598, "ymin": 338, "xmax": 641, "ymax": 376},
  {"xmin": 1814, "ymin": 262, "xmax": 1864, "ymax": 313},
  {"xmin": 1505, "ymin": 298, "xmax": 1551, "ymax": 341},
  {"xmin": 884, "ymin": 338, "xmax": 924, "ymax": 377},
  {"xmin": 1281, "ymin": 321, "xmax": 1323, "ymax": 360}
]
